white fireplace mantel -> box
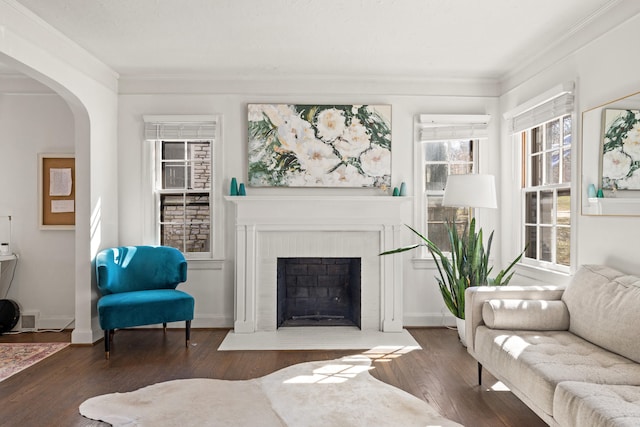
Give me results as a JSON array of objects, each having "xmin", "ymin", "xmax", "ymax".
[{"xmin": 226, "ymin": 195, "xmax": 411, "ymax": 334}]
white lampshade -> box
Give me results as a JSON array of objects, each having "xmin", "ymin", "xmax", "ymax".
[{"xmin": 442, "ymin": 174, "xmax": 497, "ymax": 209}]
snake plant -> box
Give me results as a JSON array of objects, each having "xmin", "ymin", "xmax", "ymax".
[{"xmin": 380, "ymin": 218, "xmax": 524, "ymax": 319}]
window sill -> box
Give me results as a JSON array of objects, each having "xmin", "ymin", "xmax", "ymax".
[
  {"xmin": 514, "ymin": 263, "xmax": 571, "ymax": 286},
  {"xmin": 186, "ymin": 259, "xmax": 224, "ymax": 270},
  {"xmin": 411, "ymin": 257, "xmax": 438, "ymax": 269},
  {"xmin": 411, "ymin": 256, "xmax": 498, "ymax": 270}
]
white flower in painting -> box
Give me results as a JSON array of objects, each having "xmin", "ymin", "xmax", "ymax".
[
  {"xmin": 296, "ymin": 139, "xmax": 341, "ymax": 177},
  {"xmin": 285, "ymin": 172, "xmax": 313, "ymax": 187},
  {"xmin": 276, "ymin": 115, "xmax": 314, "ymax": 153},
  {"xmin": 602, "ymin": 149, "xmax": 632, "ymax": 179},
  {"xmin": 335, "ymin": 118, "xmax": 371, "ymax": 158},
  {"xmin": 316, "ymin": 108, "xmax": 346, "ymax": 141},
  {"xmin": 623, "ymin": 123, "xmax": 640, "ymax": 161},
  {"xmin": 248, "ymin": 104, "xmax": 267, "ymax": 122},
  {"xmin": 360, "ymin": 145, "xmax": 391, "ymax": 177},
  {"xmin": 286, "ymin": 171, "xmax": 341, "ymax": 187},
  {"xmin": 261, "ymin": 104, "xmax": 297, "ymax": 127},
  {"xmin": 326, "ymin": 164, "xmax": 374, "ymax": 187},
  {"xmin": 615, "ymin": 168, "xmax": 640, "ymax": 190}
]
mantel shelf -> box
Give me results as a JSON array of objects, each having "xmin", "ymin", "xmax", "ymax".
[
  {"xmin": 224, "ymin": 195, "xmax": 412, "ymax": 203},
  {"xmin": 0, "ymin": 254, "xmax": 16, "ymax": 262},
  {"xmin": 584, "ymin": 197, "xmax": 640, "ymax": 216}
]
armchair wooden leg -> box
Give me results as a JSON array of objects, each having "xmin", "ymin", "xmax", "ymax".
[
  {"xmin": 185, "ymin": 320, "xmax": 191, "ymax": 347},
  {"xmin": 163, "ymin": 322, "xmax": 167, "ymax": 334},
  {"xmin": 104, "ymin": 329, "xmax": 111, "ymax": 360},
  {"xmin": 478, "ymin": 362, "xmax": 483, "ymax": 386}
]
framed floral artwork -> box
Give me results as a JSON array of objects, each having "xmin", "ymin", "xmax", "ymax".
[
  {"xmin": 248, "ymin": 104, "xmax": 391, "ymax": 188},
  {"xmin": 601, "ymin": 108, "xmax": 640, "ymax": 190}
]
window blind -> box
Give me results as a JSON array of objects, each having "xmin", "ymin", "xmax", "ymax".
[
  {"xmin": 509, "ymin": 93, "xmax": 574, "ymax": 133},
  {"xmin": 143, "ymin": 115, "xmax": 217, "ymax": 140},
  {"xmin": 505, "ymin": 82, "xmax": 575, "ymax": 133},
  {"xmin": 417, "ymin": 114, "xmax": 490, "ymax": 141}
]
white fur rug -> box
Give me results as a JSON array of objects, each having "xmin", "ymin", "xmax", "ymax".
[{"xmin": 79, "ymin": 355, "xmax": 462, "ymax": 427}]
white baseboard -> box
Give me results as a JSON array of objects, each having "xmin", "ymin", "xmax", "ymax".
[
  {"xmin": 191, "ymin": 314, "xmax": 233, "ymax": 329},
  {"xmin": 37, "ymin": 316, "xmax": 75, "ymax": 331},
  {"xmin": 403, "ymin": 312, "xmax": 457, "ymax": 327},
  {"xmin": 72, "ymin": 327, "xmax": 103, "ymax": 344}
]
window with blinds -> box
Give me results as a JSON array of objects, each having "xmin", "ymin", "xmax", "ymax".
[
  {"xmin": 506, "ymin": 84, "xmax": 574, "ymax": 272},
  {"xmin": 144, "ymin": 116, "xmax": 217, "ymax": 258},
  {"xmin": 417, "ymin": 115, "xmax": 489, "ymax": 252}
]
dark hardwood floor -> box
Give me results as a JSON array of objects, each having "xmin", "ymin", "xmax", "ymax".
[{"xmin": 0, "ymin": 327, "xmax": 545, "ymax": 426}]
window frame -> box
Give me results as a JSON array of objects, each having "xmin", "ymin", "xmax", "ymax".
[
  {"xmin": 155, "ymin": 139, "xmax": 213, "ymax": 258},
  {"xmin": 142, "ymin": 115, "xmax": 224, "ymax": 261},
  {"xmin": 504, "ymin": 83, "xmax": 576, "ymax": 277},
  {"xmin": 518, "ymin": 114, "xmax": 572, "ymax": 273},
  {"xmin": 413, "ymin": 114, "xmax": 490, "ymax": 260},
  {"xmin": 422, "ymin": 138, "xmax": 479, "ymax": 254}
]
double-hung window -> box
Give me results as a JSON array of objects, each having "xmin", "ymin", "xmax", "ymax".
[
  {"xmin": 508, "ymin": 85, "xmax": 574, "ymax": 272},
  {"xmin": 417, "ymin": 115, "xmax": 489, "ymax": 252},
  {"xmin": 144, "ymin": 116, "xmax": 221, "ymax": 259},
  {"xmin": 157, "ymin": 140, "xmax": 211, "ymax": 253}
]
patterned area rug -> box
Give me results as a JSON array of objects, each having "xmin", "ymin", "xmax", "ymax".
[
  {"xmin": 80, "ymin": 355, "xmax": 463, "ymax": 426},
  {"xmin": 0, "ymin": 342, "xmax": 69, "ymax": 382}
]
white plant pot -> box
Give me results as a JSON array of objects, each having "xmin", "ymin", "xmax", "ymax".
[{"xmin": 456, "ymin": 317, "xmax": 467, "ymax": 347}]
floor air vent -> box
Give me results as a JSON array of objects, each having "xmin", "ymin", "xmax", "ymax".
[{"xmin": 19, "ymin": 311, "xmax": 39, "ymax": 332}]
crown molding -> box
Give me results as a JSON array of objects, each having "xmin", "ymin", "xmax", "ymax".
[{"xmin": 500, "ymin": 0, "xmax": 640, "ymax": 92}]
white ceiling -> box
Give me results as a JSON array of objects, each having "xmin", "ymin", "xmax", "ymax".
[{"xmin": 5, "ymin": 0, "xmax": 624, "ymax": 81}]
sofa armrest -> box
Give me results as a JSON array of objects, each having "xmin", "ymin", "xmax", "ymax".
[{"xmin": 465, "ymin": 285, "xmax": 565, "ymax": 356}]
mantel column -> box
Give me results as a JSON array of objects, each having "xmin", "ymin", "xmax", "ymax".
[
  {"xmin": 234, "ymin": 224, "xmax": 256, "ymax": 333},
  {"xmin": 381, "ymin": 223, "xmax": 403, "ymax": 332}
]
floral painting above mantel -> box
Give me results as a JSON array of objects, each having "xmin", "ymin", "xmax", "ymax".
[
  {"xmin": 602, "ymin": 108, "xmax": 640, "ymax": 190},
  {"xmin": 248, "ymin": 104, "xmax": 391, "ymax": 188}
]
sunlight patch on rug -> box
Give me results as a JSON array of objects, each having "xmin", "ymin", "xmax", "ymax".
[
  {"xmin": 0, "ymin": 342, "xmax": 69, "ymax": 382},
  {"xmin": 80, "ymin": 355, "xmax": 463, "ymax": 427}
]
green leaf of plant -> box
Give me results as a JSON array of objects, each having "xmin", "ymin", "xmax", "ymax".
[{"xmin": 380, "ymin": 222, "xmax": 525, "ymax": 318}]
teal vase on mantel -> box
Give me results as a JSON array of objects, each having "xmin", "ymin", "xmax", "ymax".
[
  {"xmin": 230, "ymin": 177, "xmax": 239, "ymax": 196},
  {"xmin": 399, "ymin": 182, "xmax": 407, "ymax": 196}
]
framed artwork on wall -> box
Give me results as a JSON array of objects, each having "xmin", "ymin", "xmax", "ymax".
[
  {"xmin": 601, "ymin": 108, "xmax": 640, "ymax": 190},
  {"xmin": 247, "ymin": 104, "xmax": 391, "ymax": 188}
]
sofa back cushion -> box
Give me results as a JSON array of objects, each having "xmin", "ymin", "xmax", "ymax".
[{"xmin": 562, "ymin": 264, "xmax": 640, "ymax": 363}]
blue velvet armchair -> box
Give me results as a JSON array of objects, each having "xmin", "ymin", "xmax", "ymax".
[{"xmin": 95, "ymin": 246, "xmax": 194, "ymax": 359}]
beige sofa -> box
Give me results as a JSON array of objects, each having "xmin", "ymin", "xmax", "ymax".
[{"xmin": 465, "ymin": 264, "xmax": 640, "ymax": 426}]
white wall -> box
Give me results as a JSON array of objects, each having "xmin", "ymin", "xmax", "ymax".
[
  {"xmin": 0, "ymin": 1, "xmax": 119, "ymax": 343},
  {"xmin": 0, "ymin": 91, "xmax": 75, "ymax": 328},
  {"xmin": 117, "ymin": 86, "xmax": 500, "ymax": 328},
  {"xmin": 500, "ymin": 12, "xmax": 640, "ymax": 280}
]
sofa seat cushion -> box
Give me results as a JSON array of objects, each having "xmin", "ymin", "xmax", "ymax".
[
  {"xmin": 98, "ymin": 289, "xmax": 194, "ymax": 331},
  {"xmin": 475, "ymin": 326, "xmax": 640, "ymax": 416},
  {"xmin": 554, "ymin": 382, "xmax": 640, "ymax": 427}
]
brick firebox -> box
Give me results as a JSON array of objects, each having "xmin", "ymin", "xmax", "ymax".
[{"xmin": 277, "ymin": 257, "xmax": 361, "ymax": 328}]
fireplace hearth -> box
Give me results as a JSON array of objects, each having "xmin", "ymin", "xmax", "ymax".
[{"xmin": 277, "ymin": 257, "xmax": 361, "ymax": 328}]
